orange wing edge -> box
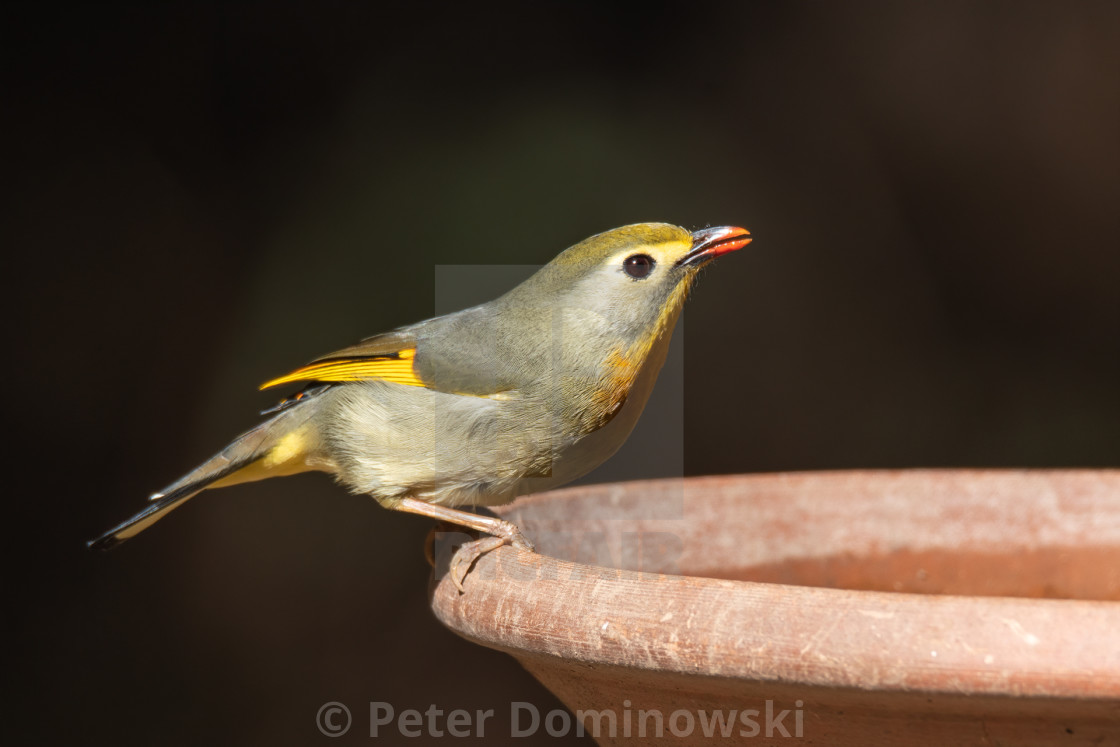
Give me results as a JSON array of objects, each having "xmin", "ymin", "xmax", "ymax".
[{"xmin": 259, "ymin": 348, "xmax": 423, "ymax": 390}]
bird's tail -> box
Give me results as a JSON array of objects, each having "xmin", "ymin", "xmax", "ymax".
[{"xmin": 88, "ymin": 393, "xmax": 329, "ymax": 551}]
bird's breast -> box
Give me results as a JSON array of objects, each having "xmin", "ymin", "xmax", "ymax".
[{"xmin": 586, "ymin": 348, "xmax": 641, "ymax": 429}]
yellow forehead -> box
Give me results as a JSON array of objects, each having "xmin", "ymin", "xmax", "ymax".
[
  {"xmin": 613, "ymin": 236, "xmax": 693, "ymax": 266},
  {"xmin": 551, "ymin": 222, "xmax": 693, "ymax": 267}
]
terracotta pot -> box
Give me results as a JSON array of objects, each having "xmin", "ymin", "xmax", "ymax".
[{"xmin": 430, "ymin": 470, "xmax": 1120, "ymax": 745}]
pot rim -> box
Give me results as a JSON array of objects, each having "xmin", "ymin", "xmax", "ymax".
[{"xmin": 431, "ymin": 470, "xmax": 1120, "ymax": 700}]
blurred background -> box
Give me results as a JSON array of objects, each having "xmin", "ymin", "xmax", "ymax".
[{"xmin": 6, "ymin": 1, "xmax": 1119, "ymax": 744}]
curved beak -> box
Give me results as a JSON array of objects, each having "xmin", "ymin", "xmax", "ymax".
[{"xmin": 678, "ymin": 226, "xmax": 752, "ymax": 267}]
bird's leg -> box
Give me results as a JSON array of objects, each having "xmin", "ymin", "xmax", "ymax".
[
  {"xmin": 395, "ymin": 498, "xmax": 535, "ymax": 549},
  {"xmin": 395, "ymin": 498, "xmax": 534, "ymax": 592}
]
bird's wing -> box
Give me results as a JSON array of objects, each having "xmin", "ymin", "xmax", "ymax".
[
  {"xmin": 259, "ymin": 329, "xmax": 428, "ymax": 390},
  {"xmin": 260, "ymin": 306, "xmax": 520, "ymax": 398}
]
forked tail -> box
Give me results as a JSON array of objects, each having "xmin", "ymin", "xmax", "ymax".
[{"xmin": 88, "ymin": 394, "xmax": 327, "ymax": 550}]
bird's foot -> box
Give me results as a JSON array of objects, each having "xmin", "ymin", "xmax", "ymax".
[
  {"xmin": 394, "ymin": 498, "xmax": 534, "ymax": 592},
  {"xmin": 499, "ymin": 518, "xmax": 535, "ymax": 553},
  {"xmin": 449, "ymin": 535, "xmax": 506, "ymax": 593},
  {"xmin": 448, "ymin": 519, "xmax": 535, "ymax": 593}
]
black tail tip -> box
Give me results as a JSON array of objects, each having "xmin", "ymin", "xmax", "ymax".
[{"xmin": 87, "ymin": 533, "xmax": 122, "ymax": 552}]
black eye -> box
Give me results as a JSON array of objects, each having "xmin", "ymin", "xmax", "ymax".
[{"xmin": 623, "ymin": 253, "xmax": 655, "ymax": 279}]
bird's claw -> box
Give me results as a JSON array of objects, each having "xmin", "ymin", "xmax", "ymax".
[
  {"xmin": 449, "ymin": 535, "xmax": 506, "ymax": 593},
  {"xmin": 448, "ymin": 520, "xmax": 534, "ymax": 593}
]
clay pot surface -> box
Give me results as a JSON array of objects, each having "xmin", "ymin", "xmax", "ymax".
[{"xmin": 430, "ymin": 470, "xmax": 1120, "ymax": 745}]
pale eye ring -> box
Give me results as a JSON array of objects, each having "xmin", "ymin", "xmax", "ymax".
[{"xmin": 623, "ymin": 253, "xmax": 655, "ymax": 279}]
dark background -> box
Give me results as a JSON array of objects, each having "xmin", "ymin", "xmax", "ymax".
[{"xmin": 7, "ymin": 2, "xmax": 1119, "ymax": 744}]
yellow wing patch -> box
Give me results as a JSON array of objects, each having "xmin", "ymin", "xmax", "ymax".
[{"xmin": 259, "ymin": 349, "xmax": 424, "ymax": 390}]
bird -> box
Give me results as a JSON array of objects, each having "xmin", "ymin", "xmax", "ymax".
[{"xmin": 89, "ymin": 222, "xmax": 751, "ymax": 590}]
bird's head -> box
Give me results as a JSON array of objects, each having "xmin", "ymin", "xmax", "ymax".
[{"xmin": 504, "ymin": 222, "xmax": 751, "ymax": 357}]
